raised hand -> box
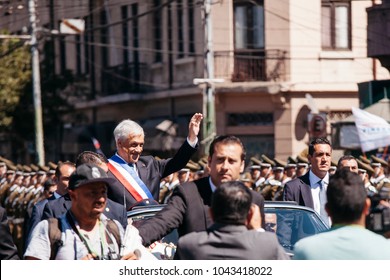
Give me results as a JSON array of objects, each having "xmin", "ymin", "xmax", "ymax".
[{"xmin": 188, "ymin": 113, "xmax": 203, "ymax": 143}]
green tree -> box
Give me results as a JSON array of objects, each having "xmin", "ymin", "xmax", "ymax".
[{"xmin": 0, "ymin": 37, "xmax": 31, "ymax": 129}]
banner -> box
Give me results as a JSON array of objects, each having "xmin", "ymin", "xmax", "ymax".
[{"xmin": 352, "ymin": 107, "xmax": 390, "ymax": 152}]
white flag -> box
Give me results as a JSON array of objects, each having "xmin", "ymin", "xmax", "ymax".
[{"xmin": 352, "ymin": 107, "xmax": 390, "ymax": 152}]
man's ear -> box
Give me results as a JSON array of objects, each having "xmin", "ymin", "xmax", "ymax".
[
  {"xmin": 68, "ymin": 189, "xmax": 76, "ymax": 201},
  {"xmin": 208, "ymin": 207, "xmax": 215, "ymax": 223},
  {"xmin": 363, "ymin": 198, "xmax": 371, "ymax": 216},
  {"xmin": 240, "ymin": 160, "xmax": 245, "ymax": 173},
  {"xmin": 245, "ymin": 207, "xmax": 254, "ymax": 226}
]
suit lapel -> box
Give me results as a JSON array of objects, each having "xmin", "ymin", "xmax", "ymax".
[
  {"xmin": 194, "ymin": 177, "xmax": 213, "ymax": 228},
  {"xmin": 300, "ymin": 172, "xmax": 314, "ymax": 208},
  {"xmin": 136, "ymin": 161, "xmax": 147, "ymax": 183},
  {"xmin": 195, "ymin": 177, "xmax": 213, "ymax": 206}
]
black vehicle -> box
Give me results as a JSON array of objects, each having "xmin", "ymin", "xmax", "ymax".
[{"xmin": 127, "ymin": 201, "xmax": 330, "ymax": 258}]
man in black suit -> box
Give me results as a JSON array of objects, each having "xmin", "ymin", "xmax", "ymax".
[
  {"xmin": 0, "ymin": 206, "xmax": 19, "ymax": 260},
  {"xmin": 283, "ymin": 137, "xmax": 332, "ymax": 226},
  {"xmin": 107, "ymin": 113, "xmax": 203, "ymax": 209},
  {"xmin": 136, "ymin": 135, "xmax": 265, "ymax": 246},
  {"xmin": 175, "ymin": 181, "xmax": 288, "ymax": 260},
  {"xmin": 24, "ymin": 161, "xmax": 76, "ymax": 251}
]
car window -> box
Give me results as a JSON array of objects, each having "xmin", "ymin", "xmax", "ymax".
[{"xmin": 264, "ymin": 207, "xmax": 328, "ymax": 254}]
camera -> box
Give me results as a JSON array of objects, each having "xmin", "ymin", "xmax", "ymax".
[{"xmin": 366, "ymin": 186, "xmax": 390, "ymax": 235}]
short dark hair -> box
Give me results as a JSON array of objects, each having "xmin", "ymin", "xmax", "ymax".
[
  {"xmin": 337, "ymin": 155, "xmax": 357, "ymax": 169},
  {"xmin": 327, "ymin": 169, "xmax": 367, "ymax": 224},
  {"xmin": 209, "ymin": 135, "xmax": 246, "ymax": 161},
  {"xmin": 308, "ymin": 137, "xmax": 331, "ymax": 156},
  {"xmin": 75, "ymin": 151, "xmax": 108, "ymax": 167},
  {"xmin": 212, "ymin": 181, "xmax": 252, "ymax": 225},
  {"xmin": 55, "ymin": 161, "xmax": 75, "ymax": 179}
]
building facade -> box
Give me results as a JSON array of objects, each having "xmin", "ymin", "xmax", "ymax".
[{"xmin": 0, "ymin": 0, "xmax": 388, "ymax": 162}]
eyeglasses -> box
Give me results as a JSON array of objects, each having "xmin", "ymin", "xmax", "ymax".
[{"xmin": 47, "ymin": 191, "xmax": 55, "ymax": 195}]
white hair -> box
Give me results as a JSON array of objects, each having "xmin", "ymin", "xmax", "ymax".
[{"xmin": 113, "ymin": 119, "xmax": 144, "ymax": 143}]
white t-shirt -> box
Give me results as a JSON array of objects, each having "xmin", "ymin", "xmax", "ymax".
[{"xmin": 25, "ymin": 214, "xmax": 124, "ymax": 260}]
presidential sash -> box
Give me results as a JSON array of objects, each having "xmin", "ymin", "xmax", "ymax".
[{"xmin": 108, "ymin": 155, "xmax": 153, "ymax": 201}]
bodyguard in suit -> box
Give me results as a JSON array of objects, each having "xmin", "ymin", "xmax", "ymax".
[
  {"xmin": 176, "ymin": 181, "xmax": 288, "ymax": 260},
  {"xmin": 0, "ymin": 206, "xmax": 19, "ymax": 260},
  {"xmin": 24, "ymin": 161, "xmax": 76, "ymax": 250},
  {"xmin": 283, "ymin": 137, "xmax": 332, "ymax": 225},
  {"xmin": 107, "ymin": 113, "xmax": 203, "ymax": 209},
  {"xmin": 136, "ymin": 135, "xmax": 265, "ymax": 246}
]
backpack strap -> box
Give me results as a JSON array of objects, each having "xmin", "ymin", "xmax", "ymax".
[
  {"xmin": 105, "ymin": 219, "xmax": 121, "ymax": 249},
  {"xmin": 48, "ymin": 217, "xmax": 63, "ymax": 260}
]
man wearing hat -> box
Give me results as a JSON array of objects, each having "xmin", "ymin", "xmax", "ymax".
[
  {"xmin": 370, "ymin": 156, "xmax": 390, "ymax": 191},
  {"xmin": 252, "ymin": 156, "xmax": 274, "ymax": 191},
  {"xmin": 159, "ymin": 172, "xmax": 180, "ymax": 204},
  {"xmin": 354, "ymin": 158, "xmax": 376, "ymax": 194},
  {"xmin": 41, "ymin": 154, "xmax": 127, "ymax": 231},
  {"xmin": 24, "ymin": 164, "xmax": 143, "ymax": 260},
  {"xmin": 0, "ymin": 161, "xmax": 7, "ymax": 185}
]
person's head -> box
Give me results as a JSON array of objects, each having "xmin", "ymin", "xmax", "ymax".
[
  {"xmin": 371, "ymin": 163, "xmax": 384, "ymax": 178},
  {"xmin": 249, "ymin": 166, "xmax": 261, "ymax": 180},
  {"xmin": 54, "ymin": 161, "xmax": 76, "ymax": 196},
  {"xmin": 264, "ymin": 213, "xmax": 277, "ymax": 233},
  {"xmin": 260, "ymin": 164, "xmax": 272, "ymax": 177},
  {"xmin": 284, "ymin": 164, "xmax": 296, "ymax": 178},
  {"xmin": 326, "ymin": 169, "xmax": 370, "ymax": 225},
  {"xmin": 0, "ymin": 162, "xmax": 7, "ymax": 177},
  {"xmin": 358, "ymin": 168, "xmax": 369, "ymax": 182},
  {"xmin": 76, "ymin": 151, "xmax": 108, "ymax": 172},
  {"xmin": 308, "ymin": 137, "xmax": 332, "ymax": 178},
  {"xmin": 337, "ymin": 155, "xmax": 358, "ymax": 173},
  {"xmin": 114, "ymin": 119, "xmax": 144, "ymax": 164},
  {"xmin": 273, "ymin": 167, "xmax": 284, "ymax": 181},
  {"xmin": 296, "ymin": 163, "xmax": 308, "ymax": 177},
  {"xmin": 240, "ymin": 172, "xmax": 254, "ymax": 189},
  {"xmin": 43, "ymin": 179, "xmax": 57, "ymax": 199},
  {"xmin": 68, "ymin": 164, "xmax": 116, "ymax": 220},
  {"xmin": 36, "ymin": 170, "xmax": 47, "ymax": 184},
  {"xmin": 208, "ymin": 135, "xmax": 245, "ymax": 187},
  {"xmin": 211, "ymin": 181, "xmax": 252, "ymax": 225},
  {"xmin": 178, "ymin": 169, "xmax": 190, "ymax": 183}
]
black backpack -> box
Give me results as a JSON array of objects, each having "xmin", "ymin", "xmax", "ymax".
[{"xmin": 47, "ymin": 218, "xmax": 121, "ymax": 260}]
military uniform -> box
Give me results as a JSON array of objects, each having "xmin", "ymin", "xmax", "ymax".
[{"xmin": 370, "ymin": 156, "xmax": 390, "ymax": 191}]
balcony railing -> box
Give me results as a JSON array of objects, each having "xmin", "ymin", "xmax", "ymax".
[
  {"xmin": 101, "ymin": 63, "xmax": 151, "ymax": 95},
  {"xmin": 214, "ymin": 49, "xmax": 287, "ymax": 82}
]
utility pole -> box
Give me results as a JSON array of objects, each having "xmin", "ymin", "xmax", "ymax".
[
  {"xmin": 29, "ymin": 0, "xmax": 45, "ymax": 165},
  {"xmin": 194, "ymin": 0, "xmax": 221, "ymax": 154}
]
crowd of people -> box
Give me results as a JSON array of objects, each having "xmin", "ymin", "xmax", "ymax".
[{"xmin": 0, "ymin": 112, "xmax": 390, "ymax": 260}]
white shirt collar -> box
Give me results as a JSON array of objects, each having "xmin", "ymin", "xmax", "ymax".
[
  {"xmin": 309, "ymin": 170, "xmax": 329, "ymax": 188},
  {"xmin": 209, "ymin": 177, "xmax": 217, "ymax": 193}
]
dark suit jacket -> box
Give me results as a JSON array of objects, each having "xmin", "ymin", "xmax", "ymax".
[
  {"xmin": 41, "ymin": 194, "xmax": 127, "ymax": 229},
  {"xmin": 0, "ymin": 206, "xmax": 19, "ymax": 260},
  {"xmin": 136, "ymin": 177, "xmax": 265, "ymax": 246},
  {"xmin": 23, "ymin": 193, "xmax": 59, "ymax": 252},
  {"xmin": 176, "ymin": 223, "xmax": 288, "ymax": 260},
  {"xmin": 282, "ymin": 172, "xmax": 314, "ymax": 209},
  {"xmin": 107, "ymin": 140, "xmax": 197, "ymax": 209}
]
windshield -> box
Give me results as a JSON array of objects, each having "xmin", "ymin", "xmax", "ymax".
[{"xmin": 264, "ymin": 207, "xmax": 329, "ymax": 254}]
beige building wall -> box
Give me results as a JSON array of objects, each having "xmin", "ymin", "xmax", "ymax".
[{"xmin": 1, "ymin": 0, "xmax": 389, "ymax": 161}]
